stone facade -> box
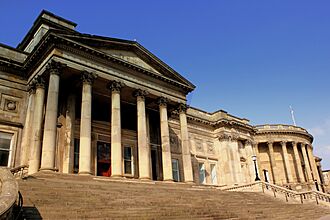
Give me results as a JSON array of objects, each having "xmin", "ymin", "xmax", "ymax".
[{"xmin": 0, "ymin": 10, "xmax": 325, "ymax": 191}]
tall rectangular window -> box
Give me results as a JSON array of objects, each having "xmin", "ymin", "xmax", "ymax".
[
  {"xmin": 172, "ymin": 159, "xmax": 180, "ymax": 182},
  {"xmin": 210, "ymin": 164, "xmax": 217, "ymax": 185},
  {"xmin": 124, "ymin": 146, "xmax": 133, "ymax": 175},
  {"xmin": 73, "ymin": 138, "xmax": 79, "ymax": 173},
  {"xmin": 0, "ymin": 132, "xmax": 12, "ymax": 167},
  {"xmin": 199, "ymin": 163, "xmax": 206, "ymax": 184}
]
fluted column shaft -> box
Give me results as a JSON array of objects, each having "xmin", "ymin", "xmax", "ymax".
[
  {"xmin": 20, "ymin": 86, "xmax": 35, "ymax": 166},
  {"xmin": 110, "ymin": 81, "xmax": 123, "ymax": 177},
  {"xmin": 135, "ymin": 90, "xmax": 150, "ymax": 180},
  {"xmin": 41, "ymin": 61, "xmax": 63, "ymax": 171},
  {"xmin": 268, "ymin": 142, "xmax": 278, "ymax": 184},
  {"xmin": 292, "ymin": 142, "xmax": 305, "ymax": 182},
  {"xmin": 307, "ymin": 146, "xmax": 321, "ymax": 183},
  {"xmin": 301, "ymin": 143, "xmax": 313, "ymax": 182},
  {"xmin": 281, "ymin": 141, "xmax": 293, "ymax": 183},
  {"xmin": 158, "ymin": 97, "xmax": 173, "ymax": 181},
  {"xmin": 178, "ymin": 104, "xmax": 193, "ymax": 183},
  {"xmin": 28, "ymin": 77, "xmax": 45, "ymax": 174},
  {"xmin": 79, "ymin": 72, "xmax": 96, "ymax": 175}
]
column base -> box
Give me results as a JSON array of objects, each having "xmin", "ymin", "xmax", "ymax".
[
  {"xmin": 163, "ymin": 179, "xmax": 174, "ymax": 182},
  {"xmin": 110, "ymin": 175, "xmax": 123, "ymax": 179},
  {"xmin": 39, "ymin": 168, "xmax": 59, "ymax": 172},
  {"xmin": 139, "ymin": 177, "xmax": 151, "ymax": 181},
  {"xmin": 78, "ymin": 171, "xmax": 92, "ymax": 175},
  {"xmin": 184, "ymin": 181, "xmax": 194, "ymax": 184}
]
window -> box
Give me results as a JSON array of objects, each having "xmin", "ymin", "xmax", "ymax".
[
  {"xmin": 172, "ymin": 159, "xmax": 180, "ymax": 182},
  {"xmin": 199, "ymin": 163, "xmax": 206, "ymax": 184},
  {"xmin": 0, "ymin": 132, "xmax": 12, "ymax": 167},
  {"xmin": 210, "ymin": 164, "xmax": 217, "ymax": 185},
  {"xmin": 124, "ymin": 146, "xmax": 133, "ymax": 175},
  {"xmin": 73, "ymin": 139, "xmax": 79, "ymax": 173}
]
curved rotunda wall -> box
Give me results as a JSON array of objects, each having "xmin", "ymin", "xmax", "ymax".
[{"xmin": 254, "ymin": 124, "xmax": 321, "ymax": 190}]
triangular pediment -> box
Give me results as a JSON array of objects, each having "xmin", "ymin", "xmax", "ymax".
[
  {"xmin": 57, "ymin": 33, "xmax": 195, "ymax": 92},
  {"xmin": 98, "ymin": 48, "xmax": 162, "ymax": 75}
]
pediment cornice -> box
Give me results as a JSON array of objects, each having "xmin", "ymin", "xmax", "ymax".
[{"xmin": 21, "ymin": 32, "xmax": 195, "ymax": 94}]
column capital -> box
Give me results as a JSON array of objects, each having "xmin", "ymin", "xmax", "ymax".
[
  {"xmin": 245, "ymin": 139, "xmax": 253, "ymax": 145},
  {"xmin": 280, "ymin": 141, "xmax": 287, "ymax": 146},
  {"xmin": 134, "ymin": 89, "xmax": 149, "ymax": 99},
  {"xmin": 108, "ymin": 80, "xmax": 124, "ymax": 93},
  {"xmin": 46, "ymin": 60, "xmax": 66, "ymax": 76},
  {"xmin": 177, "ymin": 103, "xmax": 188, "ymax": 113},
  {"xmin": 267, "ymin": 141, "xmax": 274, "ymax": 146},
  {"xmin": 291, "ymin": 141, "xmax": 297, "ymax": 146},
  {"xmin": 32, "ymin": 76, "xmax": 46, "ymax": 89},
  {"xmin": 27, "ymin": 82, "xmax": 36, "ymax": 94},
  {"xmin": 81, "ymin": 71, "xmax": 97, "ymax": 84},
  {"xmin": 157, "ymin": 97, "xmax": 168, "ymax": 107}
]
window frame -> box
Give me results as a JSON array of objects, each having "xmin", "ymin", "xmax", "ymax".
[
  {"xmin": 123, "ymin": 144, "xmax": 134, "ymax": 176},
  {"xmin": 171, "ymin": 158, "xmax": 180, "ymax": 182}
]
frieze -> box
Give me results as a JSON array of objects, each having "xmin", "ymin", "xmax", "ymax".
[{"xmin": 218, "ymin": 133, "xmax": 239, "ymax": 142}]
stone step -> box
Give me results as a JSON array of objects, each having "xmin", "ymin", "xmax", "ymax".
[{"xmin": 18, "ymin": 173, "xmax": 330, "ymax": 219}]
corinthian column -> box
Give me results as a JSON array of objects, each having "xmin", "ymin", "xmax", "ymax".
[
  {"xmin": 178, "ymin": 103, "xmax": 193, "ymax": 183},
  {"xmin": 20, "ymin": 84, "xmax": 35, "ymax": 166},
  {"xmin": 280, "ymin": 141, "xmax": 293, "ymax": 183},
  {"xmin": 267, "ymin": 141, "xmax": 278, "ymax": 184},
  {"xmin": 40, "ymin": 61, "xmax": 65, "ymax": 171},
  {"xmin": 301, "ymin": 143, "xmax": 313, "ymax": 182},
  {"xmin": 28, "ymin": 77, "xmax": 45, "ymax": 175},
  {"xmin": 158, "ymin": 97, "xmax": 173, "ymax": 181},
  {"xmin": 292, "ymin": 142, "xmax": 304, "ymax": 182},
  {"xmin": 307, "ymin": 145, "xmax": 321, "ymax": 183},
  {"xmin": 109, "ymin": 81, "xmax": 123, "ymax": 178},
  {"xmin": 79, "ymin": 71, "xmax": 97, "ymax": 175},
  {"xmin": 135, "ymin": 89, "xmax": 151, "ymax": 180}
]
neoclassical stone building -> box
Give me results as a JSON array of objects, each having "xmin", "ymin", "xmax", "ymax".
[{"xmin": 0, "ymin": 11, "xmax": 324, "ymax": 191}]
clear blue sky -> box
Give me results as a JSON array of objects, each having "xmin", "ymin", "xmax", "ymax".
[{"xmin": 1, "ymin": 1, "xmax": 330, "ymax": 169}]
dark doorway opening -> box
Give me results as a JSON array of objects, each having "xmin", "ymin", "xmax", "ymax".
[{"xmin": 97, "ymin": 142, "xmax": 111, "ymax": 177}]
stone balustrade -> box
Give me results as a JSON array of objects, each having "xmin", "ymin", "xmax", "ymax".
[
  {"xmin": 0, "ymin": 168, "xmax": 18, "ymax": 219},
  {"xmin": 255, "ymin": 124, "xmax": 310, "ymax": 134},
  {"xmin": 223, "ymin": 180, "xmax": 330, "ymax": 206}
]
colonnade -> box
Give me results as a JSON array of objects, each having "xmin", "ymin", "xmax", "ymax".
[
  {"xmin": 24, "ymin": 60, "xmax": 194, "ymax": 182},
  {"xmin": 255, "ymin": 141, "xmax": 320, "ymax": 186}
]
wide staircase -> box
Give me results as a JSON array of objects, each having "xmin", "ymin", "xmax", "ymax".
[{"xmin": 18, "ymin": 173, "xmax": 330, "ymax": 220}]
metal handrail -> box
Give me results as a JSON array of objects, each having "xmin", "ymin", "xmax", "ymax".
[{"xmin": 14, "ymin": 191, "xmax": 23, "ymax": 220}]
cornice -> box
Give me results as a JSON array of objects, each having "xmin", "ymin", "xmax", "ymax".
[{"xmin": 255, "ymin": 130, "xmax": 313, "ymax": 142}]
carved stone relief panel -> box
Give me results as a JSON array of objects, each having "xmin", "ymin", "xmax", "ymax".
[
  {"xmin": 195, "ymin": 138, "xmax": 203, "ymax": 153},
  {"xmin": 0, "ymin": 93, "xmax": 21, "ymax": 114},
  {"xmin": 207, "ymin": 142, "xmax": 215, "ymax": 154},
  {"xmin": 170, "ymin": 130, "xmax": 181, "ymax": 153}
]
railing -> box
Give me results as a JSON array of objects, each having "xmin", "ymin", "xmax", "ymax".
[
  {"xmin": 223, "ymin": 181, "xmax": 330, "ymax": 206},
  {"xmin": 255, "ymin": 124, "xmax": 308, "ymax": 133}
]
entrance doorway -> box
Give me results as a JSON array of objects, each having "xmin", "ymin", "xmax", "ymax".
[
  {"xmin": 97, "ymin": 142, "xmax": 111, "ymax": 177},
  {"xmin": 151, "ymin": 146, "xmax": 162, "ymax": 181}
]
